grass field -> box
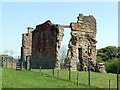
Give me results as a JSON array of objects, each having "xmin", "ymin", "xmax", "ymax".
[
  {"xmin": 2, "ymin": 68, "xmax": 119, "ymax": 88},
  {"xmin": 32, "ymin": 69, "xmax": 118, "ymax": 88}
]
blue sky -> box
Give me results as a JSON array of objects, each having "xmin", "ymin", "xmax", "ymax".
[
  {"xmin": 118, "ymin": 2, "xmax": 120, "ymax": 46},
  {"xmin": 1, "ymin": 2, "xmax": 118, "ymax": 57}
]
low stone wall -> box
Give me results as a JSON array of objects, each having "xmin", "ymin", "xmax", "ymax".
[{"xmin": 1, "ymin": 57, "xmax": 17, "ymax": 69}]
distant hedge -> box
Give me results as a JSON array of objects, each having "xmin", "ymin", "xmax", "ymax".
[{"xmin": 105, "ymin": 58, "xmax": 120, "ymax": 74}]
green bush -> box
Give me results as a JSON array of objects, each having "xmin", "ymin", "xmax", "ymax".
[{"xmin": 105, "ymin": 58, "xmax": 120, "ymax": 74}]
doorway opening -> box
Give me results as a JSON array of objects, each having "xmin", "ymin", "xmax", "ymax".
[
  {"xmin": 78, "ymin": 48, "xmax": 82, "ymax": 62},
  {"xmin": 77, "ymin": 48, "xmax": 83, "ymax": 71}
]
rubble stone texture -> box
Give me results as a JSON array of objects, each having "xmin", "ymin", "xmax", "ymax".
[
  {"xmin": 21, "ymin": 27, "xmax": 33, "ymax": 69},
  {"xmin": 31, "ymin": 20, "xmax": 64, "ymax": 69},
  {"xmin": 21, "ymin": 14, "xmax": 105, "ymax": 72},
  {"xmin": 95, "ymin": 63, "xmax": 106, "ymax": 73},
  {"xmin": 66, "ymin": 14, "xmax": 97, "ymax": 71},
  {"xmin": 2, "ymin": 56, "xmax": 17, "ymax": 69}
]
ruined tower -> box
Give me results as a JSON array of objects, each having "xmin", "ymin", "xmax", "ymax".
[
  {"xmin": 21, "ymin": 27, "xmax": 33, "ymax": 69},
  {"xmin": 66, "ymin": 14, "xmax": 97, "ymax": 71},
  {"xmin": 31, "ymin": 20, "xmax": 64, "ymax": 69}
]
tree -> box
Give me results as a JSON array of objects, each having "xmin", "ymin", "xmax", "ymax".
[
  {"xmin": 97, "ymin": 46, "xmax": 120, "ymax": 73},
  {"xmin": 97, "ymin": 46, "xmax": 118, "ymax": 62},
  {"xmin": 105, "ymin": 58, "xmax": 120, "ymax": 74},
  {"xmin": 60, "ymin": 46, "xmax": 67, "ymax": 69},
  {"xmin": 9, "ymin": 50, "xmax": 14, "ymax": 57}
]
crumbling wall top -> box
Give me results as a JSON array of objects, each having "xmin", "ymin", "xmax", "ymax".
[
  {"xmin": 27, "ymin": 27, "xmax": 34, "ymax": 33},
  {"xmin": 32, "ymin": 20, "xmax": 63, "ymax": 35},
  {"xmin": 70, "ymin": 13, "xmax": 96, "ymax": 35}
]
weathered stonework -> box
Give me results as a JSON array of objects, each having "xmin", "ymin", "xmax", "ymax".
[
  {"xmin": 95, "ymin": 63, "xmax": 106, "ymax": 73},
  {"xmin": 31, "ymin": 20, "xmax": 64, "ymax": 69},
  {"xmin": 1, "ymin": 56, "xmax": 17, "ymax": 69},
  {"xmin": 21, "ymin": 27, "xmax": 33, "ymax": 69},
  {"xmin": 20, "ymin": 13, "xmax": 105, "ymax": 72},
  {"xmin": 66, "ymin": 14, "xmax": 97, "ymax": 71}
]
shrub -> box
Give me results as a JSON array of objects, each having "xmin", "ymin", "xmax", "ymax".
[{"xmin": 105, "ymin": 58, "xmax": 120, "ymax": 74}]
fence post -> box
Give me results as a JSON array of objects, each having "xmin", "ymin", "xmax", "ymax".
[
  {"xmin": 69, "ymin": 62, "xmax": 71, "ymax": 80},
  {"xmin": 11, "ymin": 57, "xmax": 13, "ymax": 69},
  {"xmin": 57, "ymin": 68, "xmax": 59, "ymax": 80},
  {"xmin": 39, "ymin": 66, "xmax": 41, "ymax": 76},
  {"xmin": 1, "ymin": 56, "xmax": 3, "ymax": 67},
  {"xmin": 76, "ymin": 71, "xmax": 79, "ymax": 86},
  {"xmin": 88, "ymin": 60, "xmax": 91, "ymax": 87},
  {"xmin": 117, "ymin": 65, "xmax": 119, "ymax": 90},
  {"xmin": 52, "ymin": 64, "xmax": 54, "ymax": 77},
  {"xmin": 109, "ymin": 80, "xmax": 110, "ymax": 90},
  {"xmin": 6, "ymin": 57, "xmax": 7, "ymax": 68}
]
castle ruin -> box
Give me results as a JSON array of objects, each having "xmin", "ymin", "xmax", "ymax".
[
  {"xmin": 31, "ymin": 20, "xmax": 64, "ymax": 69},
  {"xmin": 21, "ymin": 13, "xmax": 99, "ymax": 71},
  {"xmin": 21, "ymin": 27, "xmax": 33, "ymax": 70},
  {"xmin": 66, "ymin": 14, "xmax": 97, "ymax": 71}
]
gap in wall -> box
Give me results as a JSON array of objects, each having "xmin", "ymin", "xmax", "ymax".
[{"xmin": 59, "ymin": 28, "xmax": 71, "ymax": 64}]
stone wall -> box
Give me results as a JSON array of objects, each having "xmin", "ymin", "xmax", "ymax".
[
  {"xmin": 21, "ymin": 27, "xmax": 33, "ymax": 69},
  {"xmin": 31, "ymin": 20, "xmax": 64, "ymax": 69},
  {"xmin": 1, "ymin": 56, "xmax": 17, "ymax": 69},
  {"xmin": 66, "ymin": 14, "xmax": 97, "ymax": 71},
  {"xmin": 21, "ymin": 13, "xmax": 99, "ymax": 71}
]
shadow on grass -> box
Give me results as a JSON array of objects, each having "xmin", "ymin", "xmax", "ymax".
[{"xmin": 35, "ymin": 71, "xmax": 97, "ymax": 88}]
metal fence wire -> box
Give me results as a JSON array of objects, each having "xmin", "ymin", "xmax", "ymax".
[
  {"xmin": 26, "ymin": 57, "xmax": 118, "ymax": 89},
  {"xmin": 1, "ymin": 56, "xmax": 119, "ymax": 89}
]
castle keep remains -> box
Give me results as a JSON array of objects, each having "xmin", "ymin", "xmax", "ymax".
[{"xmin": 20, "ymin": 14, "xmax": 102, "ymax": 72}]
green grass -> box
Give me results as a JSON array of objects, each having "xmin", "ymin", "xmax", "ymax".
[
  {"xmin": 32, "ymin": 69, "xmax": 118, "ymax": 88},
  {"xmin": 2, "ymin": 68, "xmax": 119, "ymax": 88},
  {"xmin": 2, "ymin": 68, "xmax": 90, "ymax": 88}
]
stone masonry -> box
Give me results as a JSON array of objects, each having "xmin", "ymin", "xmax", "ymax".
[
  {"xmin": 1, "ymin": 56, "xmax": 17, "ymax": 69},
  {"xmin": 21, "ymin": 27, "xmax": 33, "ymax": 69},
  {"xmin": 31, "ymin": 20, "xmax": 64, "ymax": 69},
  {"xmin": 66, "ymin": 14, "xmax": 97, "ymax": 71},
  {"xmin": 21, "ymin": 13, "xmax": 103, "ymax": 72}
]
